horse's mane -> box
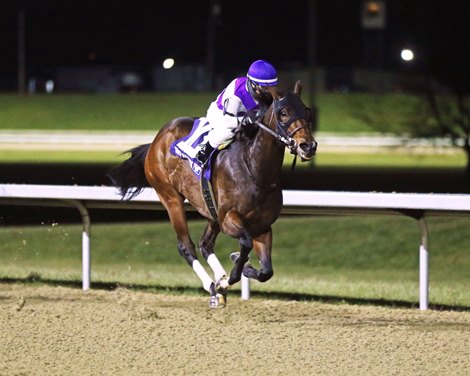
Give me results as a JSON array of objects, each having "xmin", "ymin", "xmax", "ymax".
[{"xmin": 235, "ymin": 119, "xmax": 260, "ymax": 141}]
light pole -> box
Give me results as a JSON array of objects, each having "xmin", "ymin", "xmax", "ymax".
[
  {"xmin": 18, "ymin": 7, "xmax": 26, "ymax": 95},
  {"xmin": 206, "ymin": 0, "xmax": 221, "ymax": 91},
  {"xmin": 307, "ymin": 0, "xmax": 318, "ymax": 133}
]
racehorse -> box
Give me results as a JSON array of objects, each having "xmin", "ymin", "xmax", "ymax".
[{"xmin": 110, "ymin": 81, "xmax": 317, "ymax": 308}]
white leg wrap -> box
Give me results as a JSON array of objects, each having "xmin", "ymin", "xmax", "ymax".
[
  {"xmin": 207, "ymin": 254, "xmax": 227, "ymax": 282},
  {"xmin": 192, "ymin": 260, "xmax": 214, "ymax": 293}
]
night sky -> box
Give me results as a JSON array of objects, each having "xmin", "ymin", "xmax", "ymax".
[{"xmin": 1, "ymin": 0, "xmax": 469, "ymax": 89}]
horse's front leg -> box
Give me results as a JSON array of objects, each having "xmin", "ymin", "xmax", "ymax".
[
  {"xmin": 242, "ymin": 228, "xmax": 274, "ymax": 282},
  {"xmin": 199, "ymin": 221, "xmax": 229, "ymax": 291},
  {"xmin": 157, "ymin": 189, "xmax": 216, "ymax": 300}
]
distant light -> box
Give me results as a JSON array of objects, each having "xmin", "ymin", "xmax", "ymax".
[
  {"xmin": 163, "ymin": 58, "xmax": 175, "ymax": 69},
  {"xmin": 401, "ymin": 49, "xmax": 414, "ymax": 62},
  {"xmin": 366, "ymin": 1, "xmax": 380, "ymax": 15},
  {"xmin": 45, "ymin": 80, "xmax": 54, "ymax": 93}
]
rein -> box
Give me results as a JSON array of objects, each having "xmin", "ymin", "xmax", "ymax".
[
  {"xmin": 254, "ymin": 120, "xmax": 294, "ymax": 149},
  {"xmin": 254, "ymin": 119, "xmax": 299, "ymax": 172}
]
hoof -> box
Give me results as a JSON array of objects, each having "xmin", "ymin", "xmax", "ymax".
[
  {"xmin": 230, "ymin": 252, "xmax": 249, "ymax": 264},
  {"xmin": 216, "ymin": 276, "xmax": 229, "ymax": 290},
  {"xmin": 229, "ymin": 252, "xmax": 240, "ymax": 263},
  {"xmin": 209, "ymin": 293, "xmax": 227, "ymax": 309}
]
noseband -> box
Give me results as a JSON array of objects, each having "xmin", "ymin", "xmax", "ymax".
[{"xmin": 255, "ymin": 93, "xmax": 312, "ymax": 154}]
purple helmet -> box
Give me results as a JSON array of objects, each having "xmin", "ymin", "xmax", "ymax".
[{"xmin": 247, "ymin": 60, "xmax": 278, "ymax": 87}]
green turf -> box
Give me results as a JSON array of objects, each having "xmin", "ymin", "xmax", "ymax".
[
  {"xmin": 287, "ymin": 151, "xmax": 467, "ymax": 168},
  {"xmin": 315, "ymin": 93, "xmax": 419, "ymax": 133},
  {"xmin": 1, "ymin": 92, "xmax": 466, "ymax": 168},
  {"xmin": 1, "ymin": 150, "xmax": 465, "ymax": 168},
  {"xmin": 0, "ymin": 150, "xmax": 127, "ymax": 164},
  {"xmin": 0, "ymin": 92, "xmax": 416, "ymax": 133},
  {"xmin": 0, "ymin": 93, "xmax": 214, "ymax": 131},
  {"xmin": 1, "ymin": 216, "xmax": 468, "ymax": 308}
]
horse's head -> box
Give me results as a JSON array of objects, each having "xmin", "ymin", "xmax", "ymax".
[{"xmin": 266, "ymin": 81, "xmax": 317, "ymax": 161}]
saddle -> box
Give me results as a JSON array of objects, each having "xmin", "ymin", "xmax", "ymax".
[{"xmin": 170, "ymin": 118, "xmax": 221, "ymax": 222}]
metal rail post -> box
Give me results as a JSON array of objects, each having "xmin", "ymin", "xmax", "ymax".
[
  {"xmin": 418, "ymin": 217, "xmax": 429, "ymax": 310},
  {"xmin": 65, "ymin": 200, "xmax": 91, "ymax": 290},
  {"xmin": 241, "ymin": 274, "xmax": 250, "ymax": 300}
]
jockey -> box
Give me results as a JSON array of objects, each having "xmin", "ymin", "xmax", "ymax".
[{"xmin": 196, "ymin": 59, "xmax": 278, "ymax": 165}]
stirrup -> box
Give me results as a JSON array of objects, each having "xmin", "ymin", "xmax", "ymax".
[
  {"xmin": 196, "ymin": 143, "xmax": 215, "ymax": 165},
  {"xmin": 196, "ymin": 153, "xmax": 209, "ymax": 166}
]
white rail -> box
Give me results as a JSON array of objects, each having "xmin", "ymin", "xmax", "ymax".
[{"xmin": 2, "ymin": 184, "xmax": 470, "ymax": 310}]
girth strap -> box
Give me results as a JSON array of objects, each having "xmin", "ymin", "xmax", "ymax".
[{"xmin": 200, "ymin": 174, "xmax": 218, "ymax": 223}]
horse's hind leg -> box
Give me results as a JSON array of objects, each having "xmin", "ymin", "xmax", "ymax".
[
  {"xmin": 228, "ymin": 230, "xmax": 252, "ymax": 285},
  {"xmin": 199, "ymin": 221, "xmax": 229, "ymax": 290},
  {"xmin": 221, "ymin": 211, "xmax": 253, "ymax": 286},
  {"xmin": 242, "ymin": 229, "xmax": 274, "ymax": 282}
]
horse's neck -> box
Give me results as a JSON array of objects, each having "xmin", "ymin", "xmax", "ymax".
[{"xmin": 245, "ymin": 121, "xmax": 285, "ymax": 187}]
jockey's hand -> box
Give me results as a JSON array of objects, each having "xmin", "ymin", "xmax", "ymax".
[{"xmin": 241, "ymin": 111, "xmax": 258, "ymax": 126}]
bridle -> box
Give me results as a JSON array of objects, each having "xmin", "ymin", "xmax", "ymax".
[{"xmin": 255, "ymin": 93, "xmax": 312, "ymax": 155}]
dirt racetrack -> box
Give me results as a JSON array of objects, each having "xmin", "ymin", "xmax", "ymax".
[{"xmin": 1, "ymin": 283, "xmax": 469, "ymax": 376}]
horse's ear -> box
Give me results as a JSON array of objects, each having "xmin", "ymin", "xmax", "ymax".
[{"xmin": 294, "ymin": 81, "xmax": 302, "ymax": 96}]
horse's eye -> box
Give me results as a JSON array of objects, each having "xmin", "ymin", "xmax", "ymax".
[{"xmin": 280, "ymin": 110, "xmax": 288, "ymax": 117}]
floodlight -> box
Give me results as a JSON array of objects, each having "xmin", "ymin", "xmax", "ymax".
[
  {"xmin": 401, "ymin": 49, "xmax": 414, "ymax": 62},
  {"xmin": 163, "ymin": 58, "xmax": 175, "ymax": 69}
]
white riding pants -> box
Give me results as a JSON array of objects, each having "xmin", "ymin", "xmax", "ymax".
[{"xmin": 205, "ymin": 102, "xmax": 240, "ymax": 148}]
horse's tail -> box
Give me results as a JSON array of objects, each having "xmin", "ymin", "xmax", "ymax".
[{"xmin": 108, "ymin": 143, "xmax": 151, "ymax": 200}]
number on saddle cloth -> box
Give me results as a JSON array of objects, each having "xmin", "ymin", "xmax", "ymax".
[
  {"xmin": 171, "ymin": 118, "xmax": 213, "ymax": 159},
  {"xmin": 170, "ymin": 118, "xmax": 214, "ymax": 179}
]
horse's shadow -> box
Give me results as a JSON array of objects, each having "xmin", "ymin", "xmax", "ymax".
[{"xmin": 1, "ymin": 276, "xmax": 468, "ymax": 312}]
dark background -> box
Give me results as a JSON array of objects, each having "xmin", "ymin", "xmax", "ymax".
[
  {"xmin": 1, "ymin": 0, "xmax": 470, "ymax": 90},
  {"xmin": 1, "ymin": 163, "xmax": 469, "ymax": 193}
]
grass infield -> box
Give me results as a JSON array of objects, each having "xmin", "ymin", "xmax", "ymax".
[{"xmin": 1, "ymin": 216, "xmax": 468, "ymax": 308}]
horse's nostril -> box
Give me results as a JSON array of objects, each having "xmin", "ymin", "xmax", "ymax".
[
  {"xmin": 300, "ymin": 142, "xmax": 317, "ymax": 154},
  {"xmin": 299, "ymin": 142, "xmax": 309, "ymax": 151}
]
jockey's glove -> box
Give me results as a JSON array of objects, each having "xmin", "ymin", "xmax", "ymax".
[{"xmin": 241, "ymin": 111, "xmax": 258, "ymax": 126}]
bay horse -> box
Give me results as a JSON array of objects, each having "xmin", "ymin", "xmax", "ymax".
[{"xmin": 110, "ymin": 81, "xmax": 317, "ymax": 308}]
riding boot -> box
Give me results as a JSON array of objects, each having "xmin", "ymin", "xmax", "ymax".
[{"xmin": 196, "ymin": 142, "xmax": 215, "ymax": 165}]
